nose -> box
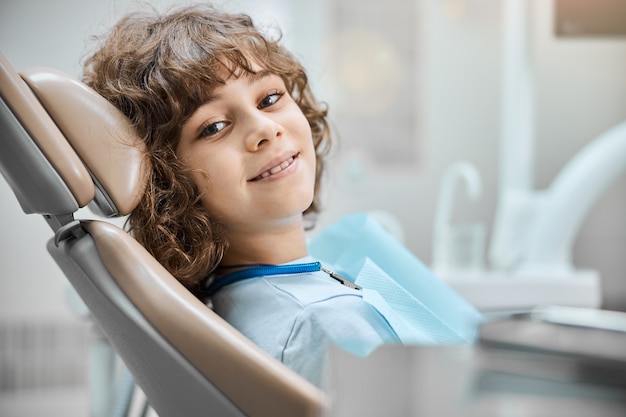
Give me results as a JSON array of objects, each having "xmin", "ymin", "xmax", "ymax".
[{"xmin": 244, "ymin": 110, "xmax": 283, "ymax": 151}]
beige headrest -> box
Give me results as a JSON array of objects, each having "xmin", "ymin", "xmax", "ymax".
[
  {"xmin": 0, "ymin": 53, "xmax": 94, "ymax": 207},
  {"xmin": 21, "ymin": 68, "xmax": 150, "ymax": 216}
]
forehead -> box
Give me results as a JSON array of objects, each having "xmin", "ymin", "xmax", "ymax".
[
  {"xmin": 199, "ymin": 66, "xmax": 282, "ymax": 101},
  {"xmin": 188, "ymin": 58, "xmax": 271, "ymax": 98}
]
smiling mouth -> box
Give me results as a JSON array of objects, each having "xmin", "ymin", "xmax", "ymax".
[{"xmin": 250, "ymin": 154, "xmax": 298, "ymax": 181}]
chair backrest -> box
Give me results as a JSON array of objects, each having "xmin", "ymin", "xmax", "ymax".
[{"xmin": 0, "ymin": 52, "xmax": 326, "ymax": 417}]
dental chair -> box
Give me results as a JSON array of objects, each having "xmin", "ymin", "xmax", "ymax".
[{"xmin": 0, "ymin": 52, "xmax": 326, "ymax": 417}]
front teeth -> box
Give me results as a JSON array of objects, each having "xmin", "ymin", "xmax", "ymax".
[{"xmin": 258, "ymin": 157, "xmax": 294, "ymax": 179}]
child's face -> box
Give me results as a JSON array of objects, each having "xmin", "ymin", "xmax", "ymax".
[{"xmin": 176, "ymin": 68, "xmax": 316, "ymax": 235}]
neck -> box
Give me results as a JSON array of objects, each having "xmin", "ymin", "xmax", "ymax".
[{"xmin": 220, "ymin": 218, "xmax": 308, "ymax": 266}]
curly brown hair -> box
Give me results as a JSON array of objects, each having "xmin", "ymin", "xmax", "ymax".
[{"xmin": 83, "ymin": 4, "xmax": 331, "ymax": 295}]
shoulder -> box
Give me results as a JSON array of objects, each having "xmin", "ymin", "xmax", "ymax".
[
  {"xmin": 211, "ymin": 269, "xmax": 358, "ymax": 306},
  {"xmin": 285, "ymin": 289, "xmax": 401, "ymax": 357},
  {"xmin": 267, "ymin": 270, "xmax": 364, "ymax": 306}
]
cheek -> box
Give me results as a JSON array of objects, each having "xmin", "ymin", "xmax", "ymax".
[
  {"xmin": 194, "ymin": 165, "xmax": 248, "ymax": 221},
  {"xmin": 198, "ymin": 180, "xmax": 237, "ymax": 220},
  {"xmin": 292, "ymin": 113, "xmax": 316, "ymax": 154},
  {"xmin": 182, "ymin": 155, "xmax": 227, "ymax": 207}
]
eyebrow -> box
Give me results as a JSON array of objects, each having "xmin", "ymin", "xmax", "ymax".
[{"xmin": 244, "ymin": 69, "xmax": 275, "ymax": 84}]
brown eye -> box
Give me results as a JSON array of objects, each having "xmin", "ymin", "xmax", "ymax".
[
  {"xmin": 200, "ymin": 121, "xmax": 228, "ymax": 138},
  {"xmin": 258, "ymin": 91, "xmax": 284, "ymax": 109}
]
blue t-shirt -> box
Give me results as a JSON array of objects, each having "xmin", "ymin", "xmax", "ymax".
[{"xmin": 210, "ymin": 257, "xmax": 401, "ymax": 387}]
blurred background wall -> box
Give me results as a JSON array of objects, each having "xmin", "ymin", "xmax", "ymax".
[{"xmin": 0, "ymin": 0, "xmax": 625, "ymax": 411}]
